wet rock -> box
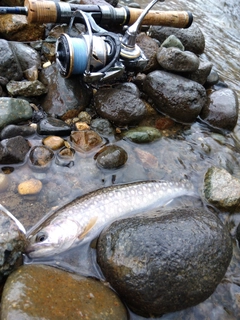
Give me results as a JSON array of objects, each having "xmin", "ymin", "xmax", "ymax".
[
  {"xmin": 42, "ymin": 136, "xmax": 65, "ymax": 150},
  {"xmin": 39, "ymin": 64, "xmax": 92, "ymax": 119},
  {"xmin": 136, "ymin": 32, "xmax": 159, "ymax": 73},
  {"xmin": 161, "ymin": 34, "xmax": 185, "ymax": 51},
  {"xmin": 115, "ymin": 82, "xmax": 141, "ymax": 98},
  {"xmin": 70, "ymin": 130, "xmax": 103, "ymax": 152},
  {"xmin": 143, "ymin": 70, "xmax": 207, "ymax": 123},
  {"xmin": 236, "ymin": 223, "xmax": 240, "ymax": 244},
  {"xmin": 91, "ymin": 118, "xmax": 114, "ymax": 136},
  {"xmin": 122, "ymin": 126, "xmax": 162, "ymax": 143},
  {"xmin": 0, "ymin": 173, "xmax": 9, "ymax": 192},
  {"xmin": 0, "ymin": 14, "xmax": 44, "ymax": 41},
  {"xmin": 149, "ymin": 23, "xmax": 205, "ymax": 54},
  {"xmin": 18, "ymin": 178, "xmax": 42, "ymax": 195},
  {"xmin": 23, "ymin": 66, "xmax": 39, "ymax": 81},
  {"xmin": 199, "ymin": 88, "xmax": 239, "ymax": 131},
  {"xmin": 97, "ymin": 207, "xmax": 232, "ymax": 317},
  {"xmin": 10, "ymin": 42, "xmax": 41, "ymax": 72},
  {"xmin": 75, "ymin": 122, "xmax": 90, "ymax": 131},
  {"xmin": 37, "ymin": 117, "xmax": 71, "ymax": 136},
  {"xmin": 94, "ymin": 87, "xmax": 147, "ymax": 126},
  {"xmin": 0, "ymin": 207, "xmax": 26, "ymax": 282},
  {"xmin": 0, "ymin": 124, "xmax": 35, "ymax": 140},
  {"xmin": 155, "ymin": 117, "xmax": 175, "ymax": 130},
  {"xmin": 157, "ymin": 47, "xmax": 200, "ymax": 72},
  {"xmin": 29, "ymin": 146, "xmax": 54, "ymax": 170},
  {"xmin": 186, "ymin": 58, "xmax": 213, "ymax": 85},
  {"xmin": 204, "ymin": 166, "xmax": 240, "ymax": 209},
  {"xmin": 95, "ymin": 145, "xmax": 128, "ymax": 169},
  {"xmin": 6, "ymin": 80, "xmax": 48, "ymax": 97},
  {"xmin": 0, "ymin": 40, "xmax": 23, "ymax": 81},
  {"xmin": 55, "ymin": 147, "xmax": 75, "ymax": 168},
  {"xmin": 1, "ymin": 264, "xmax": 128, "ymax": 320},
  {"xmin": 206, "ymin": 70, "xmax": 220, "ymax": 86},
  {"xmin": 0, "ymin": 98, "xmax": 33, "ymax": 130},
  {"xmin": 78, "ymin": 111, "xmax": 92, "ymax": 124},
  {"xmin": 0, "ymin": 136, "xmax": 30, "ymax": 164}
]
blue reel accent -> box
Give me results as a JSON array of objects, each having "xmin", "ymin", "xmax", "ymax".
[{"xmin": 71, "ymin": 37, "xmax": 88, "ymax": 75}]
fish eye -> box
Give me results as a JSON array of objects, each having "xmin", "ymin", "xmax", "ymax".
[{"xmin": 35, "ymin": 232, "xmax": 48, "ymax": 243}]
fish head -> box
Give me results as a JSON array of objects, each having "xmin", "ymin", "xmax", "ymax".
[{"xmin": 25, "ymin": 218, "xmax": 81, "ymax": 259}]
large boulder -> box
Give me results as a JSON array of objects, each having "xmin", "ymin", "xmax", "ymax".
[
  {"xmin": 97, "ymin": 207, "xmax": 232, "ymax": 317},
  {"xmin": 143, "ymin": 70, "xmax": 207, "ymax": 123}
]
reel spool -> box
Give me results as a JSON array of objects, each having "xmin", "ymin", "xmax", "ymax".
[{"xmin": 56, "ymin": 33, "xmax": 117, "ymax": 78}]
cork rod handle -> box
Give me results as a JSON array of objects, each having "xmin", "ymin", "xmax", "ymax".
[
  {"xmin": 24, "ymin": 0, "xmax": 58, "ymax": 23},
  {"xmin": 128, "ymin": 9, "xmax": 193, "ymax": 28}
]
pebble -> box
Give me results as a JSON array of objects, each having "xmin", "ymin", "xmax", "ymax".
[
  {"xmin": 122, "ymin": 126, "xmax": 162, "ymax": 143},
  {"xmin": 37, "ymin": 117, "xmax": 72, "ymax": 136},
  {"xmin": 17, "ymin": 178, "xmax": 43, "ymax": 195},
  {"xmin": 42, "ymin": 136, "xmax": 65, "ymax": 150},
  {"xmin": 95, "ymin": 145, "xmax": 128, "ymax": 169},
  {"xmin": 204, "ymin": 166, "xmax": 240, "ymax": 209}
]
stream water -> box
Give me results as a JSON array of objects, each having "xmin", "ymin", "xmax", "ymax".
[{"xmin": 1, "ymin": 0, "xmax": 240, "ymax": 318}]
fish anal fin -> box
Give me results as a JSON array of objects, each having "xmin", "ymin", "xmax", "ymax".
[{"xmin": 79, "ymin": 216, "xmax": 98, "ymax": 240}]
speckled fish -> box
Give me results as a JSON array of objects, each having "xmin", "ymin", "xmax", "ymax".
[{"xmin": 26, "ymin": 180, "xmax": 195, "ymax": 258}]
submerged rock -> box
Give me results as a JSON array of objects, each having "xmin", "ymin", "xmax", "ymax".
[
  {"xmin": 70, "ymin": 130, "xmax": 103, "ymax": 152},
  {"xmin": 29, "ymin": 146, "xmax": 54, "ymax": 171},
  {"xmin": 1, "ymin": 264, "xmax": 128, "ymax": 320},
  {"xmin": 97, "ymin": 207, "xmax": 232, "ymax": 317},
  {"xmin": 143, "ymin": 70, "xmax": 207, "ymax": 124},
  {"xmin": 122, "ymin": 126, "xmax": 162, "ymax": 143}
]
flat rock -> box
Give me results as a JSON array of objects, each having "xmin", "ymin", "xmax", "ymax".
[{"xmin": 1, "ymin": 264, "xmax": 128, "ymax": 320}]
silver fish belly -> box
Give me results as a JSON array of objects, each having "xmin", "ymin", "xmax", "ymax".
[{"xmin": 26, "ymin": 180, "xmax": 195, "ymax": 258}]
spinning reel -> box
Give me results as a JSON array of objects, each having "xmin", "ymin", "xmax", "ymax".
[{"xmin": 55, "ymin": 0, "xmax": 191, "ymax": 83}]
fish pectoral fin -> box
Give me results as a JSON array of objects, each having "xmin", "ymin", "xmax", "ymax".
[{"xmin": 79, "ymin": 216, "xmax": 98, "ymax": 240}]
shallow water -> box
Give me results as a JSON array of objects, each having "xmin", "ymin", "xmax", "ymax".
[{"xmin": 1, "ymin": 0, "xmax": 240, "ymax": 318}]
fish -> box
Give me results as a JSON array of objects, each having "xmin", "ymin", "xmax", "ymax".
[
  {"xmin": 0, "ymin": 204, "xmax": 26, "ymax": 234},
  {"xmin": 25, "ymin": 180, "xmax": 196, "ymax": 259}
]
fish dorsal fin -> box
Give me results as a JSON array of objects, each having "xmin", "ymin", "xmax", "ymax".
[{"xmin": 79, "ymin": 216, "xmax": 98, "ymax": 240}]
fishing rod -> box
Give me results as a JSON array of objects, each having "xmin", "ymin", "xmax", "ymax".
[{"xmin": 0, "ymin": 0, "xmax": 193, "ymax": 28}]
